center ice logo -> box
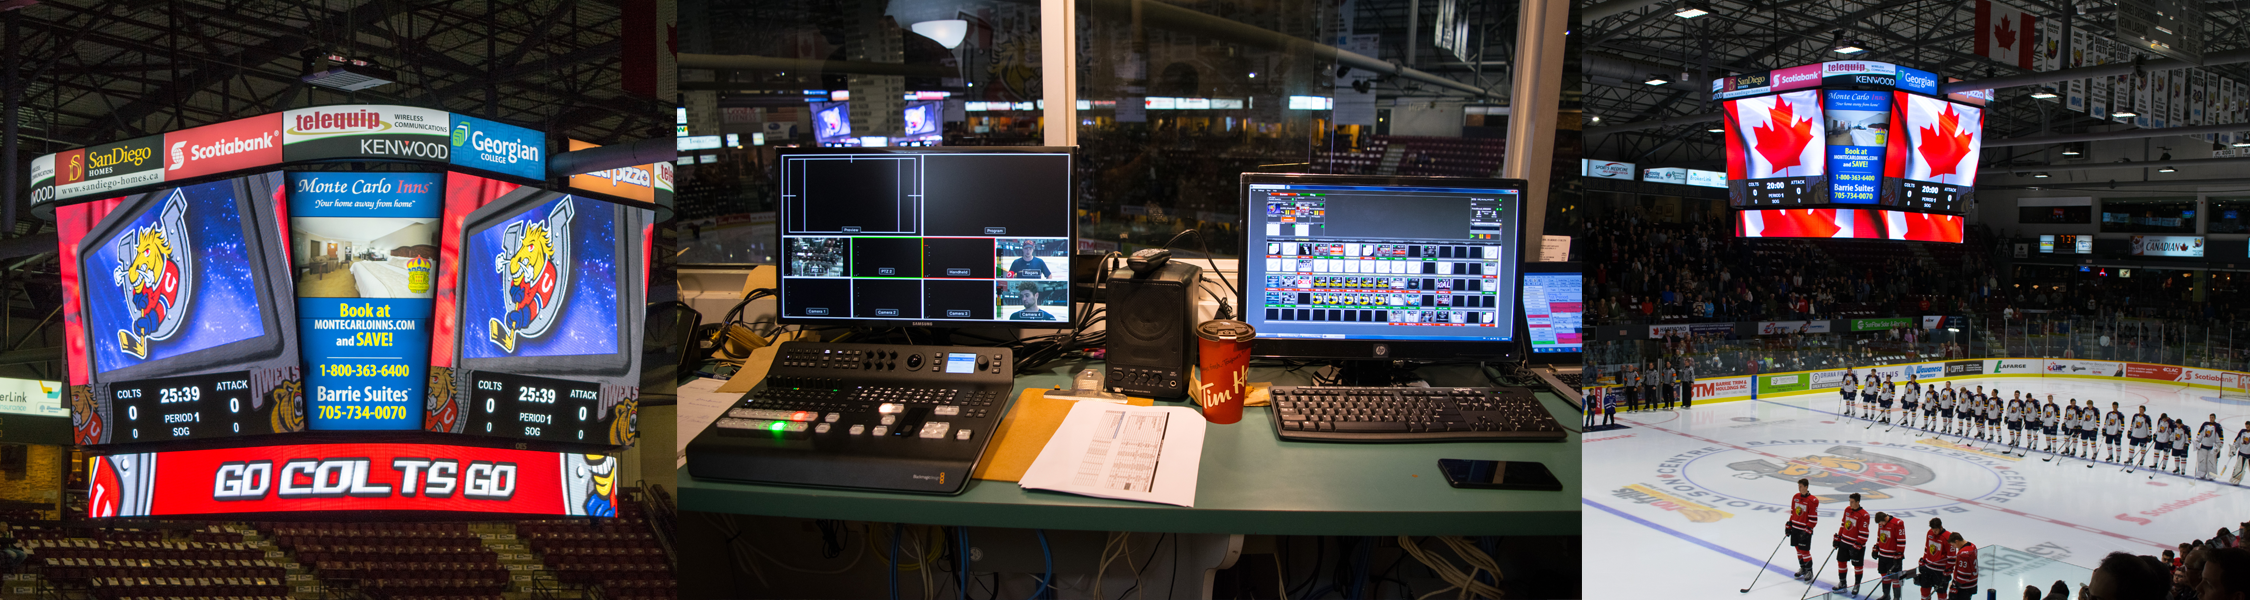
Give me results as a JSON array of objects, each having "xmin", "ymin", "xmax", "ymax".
[
  {"xmin": 487, "ymin": 201, "xmax": 575, "ymax": 353},
  {"xmin": 112, "ymin": 192, "xmax": 195, "ymax": 360},
  {"xmin": 1726, "ymin": 445, "xmax": 1937, "ymax": 503}
]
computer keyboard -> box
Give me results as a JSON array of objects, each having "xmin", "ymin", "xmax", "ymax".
[
  {"xmin": 1268, "ymin": 386, "xmax": 1565, "ymax": 442},
  {"xmin": 684, "ymin": 342, "xmax": 1014, "ymax": 495},
  {"xmin": 1552, "ymin": 372, "xmax": 1583, "ymax": 390}
]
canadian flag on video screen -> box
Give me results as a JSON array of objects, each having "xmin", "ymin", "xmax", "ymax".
[
  {"xmin": 1739, "ymin": 209, "xmax": 1877, "ymax": 239},
  {"xmin": 1883, "ymin": 211, "xmax": 1965, "ymax": 243},
  {"xmin": 1975, "ymin": 0, "xmax": 2038, "ymax": 70}
]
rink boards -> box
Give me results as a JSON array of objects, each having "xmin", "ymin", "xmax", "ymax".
[{"xmin": 1593, "ymin": 358, "xmax": 2249, "ymax": 406}]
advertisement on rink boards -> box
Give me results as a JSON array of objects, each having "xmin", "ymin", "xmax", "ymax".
[
  {"xmin": 1759, "ymin": 373, "xmax": 1808, "ymax": 394},
  {"xmin": 1810, "ymin": 370, "xmax": 1847, "ymax": 389},
  {"xmin": 1757, "ymin": 320, "xmax": 1831, "ymax": 335},
  {"xmin": 86, "ymin": 442, "xmax": 620, "ymax": 518},
  {"xmin": 1649, "ymin": 322, "xmax": 1736, "ymax": 338},
  {"xmin": 1693, "ymin": 376, "xmax": 1753, "ymax": 402},
  {"xmin": 2044, "ymin": 359, "xmax": 2123, "ymax": 377}
]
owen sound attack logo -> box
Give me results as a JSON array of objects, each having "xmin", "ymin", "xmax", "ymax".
[
  {"xmin": 487, "ymin": 200, "xmax": 574, "ymax": 353},
  {"xmin": 112, "ymin": 191, "xmax": 196, "ymax": 360}
]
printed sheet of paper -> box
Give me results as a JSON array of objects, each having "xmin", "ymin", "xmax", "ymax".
[{"xmin": 1019, "ymin": 402, "xmax": 1205, "ymax": 506}]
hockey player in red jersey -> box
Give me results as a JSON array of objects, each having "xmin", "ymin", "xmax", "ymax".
[
  {"xmin": 1873, "ymin": 512, "xmax": 1907, "ymax": 600},
  {"xmin": 1917, "ymin": 517, "xmax": 1951, "ymax": 600},
  {"xmin": 1947, "ymin": 533, "xmax": 1978, "ymax": 600},
  {"xmin": 1789, "ymin": 478, "xmax": 1821, "ymax": 580},
  {"xmin": 1834, "ymin": 493, "xmax": 1871, "ymax": 591}
]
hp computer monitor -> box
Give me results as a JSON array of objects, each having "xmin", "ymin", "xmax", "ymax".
[
  {"xmin": 775, "ymin": 147, "xmax": 1074, "ymax": 326},
  {"xmin": 1236, "ymin": 174, "xmax": 1523, "ymax": 361},
  {"xmin": 1520, "ymin": 261, "xmax": 1583, "ymax": 363}
]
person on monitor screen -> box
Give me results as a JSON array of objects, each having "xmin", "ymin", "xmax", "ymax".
[
  {"xmin": 1009, "ymin": 284, "xmax": 1057, "ymax": 321},
  {"xmin": 1789, "ymin": 478, "xmax": 1821, "ymax": 581},
  {"xmin": 1006, "ymin": 243, "xmax": 1052, "ymax": 279},
  {"xmin": 2231, "ymin": 420, "xmax": 2250, "ymax": 484},
  {"xmin": 2199, "ymin": 414, "xmax": 2226, "ymax": 480},
  {"xmin": 2130, "ymin": 406, "xmax": 2154, "ymax": 468},
  {"xmin": 1949, "ymin": 533, "xmax": 1980, "ymax": 600},
  {"xmin": 2104, "ymin": 402, "xmax": 2128, "ymax": 462},
  {"xmin": 1875, "ymin": 512, "xmax": 1907, "ymax": 600},
  {"xmin": 1919, "ymin": 517, "xmax": 1952, "ymax": 600},
  {"xmin": 1836, "ymin": 493, "xmax": 1871, "ymax": 591}
]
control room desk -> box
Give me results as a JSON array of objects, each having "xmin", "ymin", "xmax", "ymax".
[{"xmin": 677, "ymin": 360, "xmax": 1579, "ymax": 536}]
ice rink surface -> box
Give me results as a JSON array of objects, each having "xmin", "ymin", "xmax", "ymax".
[{"xmin": 1585, "ymin": 375, "xmax": 2250, "ymax": 599}]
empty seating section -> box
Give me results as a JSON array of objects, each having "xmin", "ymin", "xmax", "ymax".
[
  {"xmin": 264, "ymin": 522, "xmax": 506, "ymax": 600},
  {"xmin": 519, "ymin": 507, "xmax": 674, "ymax": 600},
  {"xmin": 1311, "ymin": 136, "xmax": 1504, "ymax": 177},
  {"xmin": 13, "ymin": 526, "xmax": 289, "ymax": 600}
]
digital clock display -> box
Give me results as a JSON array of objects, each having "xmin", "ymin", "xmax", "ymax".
[
  {"xmin": 463, "ymin": 372, "xmax": 613, "ymax": 443},
  {"xmin": 108, "ymin": 371, "xmax": 283, "ymax": 442}
]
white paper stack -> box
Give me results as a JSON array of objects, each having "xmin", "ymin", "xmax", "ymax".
[{"xmin": 1018, "ymin": 402, "xmax": 1206, "ymax": 507}]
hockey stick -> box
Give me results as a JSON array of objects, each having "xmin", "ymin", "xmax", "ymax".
[
  {"xmin": 1742, "ymin": 533, "xmax": 1791, "ymax": 593},
  {"xmin": 1802, "ymin": 544, "xmax": 1841, "ymax": 600}
]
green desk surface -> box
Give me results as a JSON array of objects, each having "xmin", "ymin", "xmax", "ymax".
[{"xmin": 677, "ymin": 360, "xmax": 1580, "ymax": 536}]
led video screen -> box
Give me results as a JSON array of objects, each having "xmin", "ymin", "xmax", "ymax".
[
  {"xmin": 1735, "ymin": 208, "xmax": 1962, "ymax": 242},
  {"xmin": 1725, "ymin": 90, "xmax": 1826, "ymax": 207},
  {"xmin": 87, "ymin": 443, "xmax": 621, "ymax": 518},
  {"xmin": 57, "ymin": 173, "xmax": 305, "ymax": 445},
  {"xmin": 1885, "ymin": 92, "xmax": 1982, "ymax": 213}
]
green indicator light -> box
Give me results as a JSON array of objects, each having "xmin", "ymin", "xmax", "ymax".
[{"xmin": 769, "ymin": 422, "xmax": 787, "ymax": 431}]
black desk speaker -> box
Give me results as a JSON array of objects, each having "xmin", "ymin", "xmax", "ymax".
[{"xmin": 1103, "ymin": 262, "xmax": 1202, "ymax": 398}]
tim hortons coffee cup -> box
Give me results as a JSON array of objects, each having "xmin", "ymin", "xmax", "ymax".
[{"xmin": 1193, "ymin": 319, "xmax": 1255, "ymax": 424}]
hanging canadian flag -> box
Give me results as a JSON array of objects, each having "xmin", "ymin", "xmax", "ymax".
[{"xmin": 1974, "ymin": 0, "xmax": 2039, "ymax": 70}]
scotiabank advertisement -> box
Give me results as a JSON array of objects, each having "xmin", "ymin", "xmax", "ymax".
[
  {"xmin": 164, "ymin": 114, "xmax": 283, "ymax": 181},
  {"xmin": 87, "ymin": 443, "xmax": 619, "ymax": 518}
]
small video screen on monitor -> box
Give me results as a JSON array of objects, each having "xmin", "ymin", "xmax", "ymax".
[
  {"xmin": 1520, "ymin": 263, "xmax": 1583, "ymax": 355},
  {"xmin": 812, "ymin": 101, "xmax": 854, "ymax": 146},
  {"xmin": 1238, "ymin": 175, "xmax": 1520, "ymax": 355},
  {"xmin": 775, "ymin": 148, "xmax": 1074, "ymax": 326},
  {"xmin": 55, "ymin": 173, "xmax": 306, "ymax": 445},
  {"xmin": 899, "ymin": 100, "xmax": 943, "ymax": 146},
  {"xmin": 425, "ymin": 172, "xmax": 649, "ymax": 446}
]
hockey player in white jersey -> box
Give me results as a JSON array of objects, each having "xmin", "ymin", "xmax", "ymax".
[
  {"xmin": 2229, "ymin": 421, "xmax": 2250, "ymax": 484},
  {"xmin": 2196, "ymin": 414, "xmax": 2225, "ymax": 480},
  {"xmin": 2128, "ymin": 406, "xmax": 2154, "ymax": 468},
  {"xmin": 2102, "ymin": 402, "xmax": 2127, "ymax": 462}
]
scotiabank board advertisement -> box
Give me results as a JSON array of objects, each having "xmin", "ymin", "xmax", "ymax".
[
  {"xmin": 87, "ymin": 443, "xmax": 620, "ymax": 518},
  {"xmin": 55, "ymin": 173, "xmax": 306, "ymax": 445},
  {"xmin": 288, "ymin": 172, "xmax": 444, "ymax": 430},
  {"xmin": 1884, "ymin": 92, "xmax": 1981, "ymax": 213},
  {"xmin": 164, "ymin": 114, "xmax": 283, "ymax": 181},
  {"xmin": 1725, "ymin": 90, "xmax": 1825, "ymax": 207}
]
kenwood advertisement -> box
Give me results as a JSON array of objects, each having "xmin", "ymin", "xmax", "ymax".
[
  {"xmin": 86, "ymin": 443, "xmax": 621, "ymax": 518},
  {"xmin": 281, "ymin": 105, "xmax": 453, "ymax": 163}
]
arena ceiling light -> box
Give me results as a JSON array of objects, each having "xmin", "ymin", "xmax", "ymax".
[
  {"xmin": 2113, "ymin": 109, "xmax": 2139, "ymax": 117},
  {"xmin": 1673, "ymin": 1, "xmax": 1711, "ymax": 18},
  {"xmin": 2032, "ymin": 171, "xmax": 2051, "ymax": 177},
  {"xmin": 2029, "ymin": 87, "xmax": 2059, "ymax": 99},
  {"xmin": 1707, "ymin": 126, "xmax": 1725, "ymax": 133},
  {"xmin": 1832, "ymin": 31, "xmax": 1867, "ymax": 54},
  {"xmin": 301, "ymin": 54, "xmax": 395, "ymax": 92},
  {"xmin": 910, "ymin": 20, "xmax": 968, "ymax": 49},
  {"xmin": 1644, "ymin": 74, "xmax": 1671, "ymax": 85}
]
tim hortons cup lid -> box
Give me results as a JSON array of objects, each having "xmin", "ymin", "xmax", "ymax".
[{"xmin": 1196, "ymin": 319, "xmax": 1255, "ymax": 342}]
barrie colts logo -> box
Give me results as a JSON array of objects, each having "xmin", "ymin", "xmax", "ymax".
[
  {"xmin": 112, "ymin": 192, "xmax": 196, "ymax": 360},
  {"xmin": 488, "ymin": 200, "xmax": 574, "ymax": 353},
  {"xmin": 562, "ymin": 453, "xmax": 617, "ymax": 517}
]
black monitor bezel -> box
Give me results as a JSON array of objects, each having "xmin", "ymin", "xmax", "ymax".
[
  {"xmin": 1519, "ymin": 261, "xmax": 1584, "ymax": 365},
  {"xmin": 453, "ymin": 189, "xmax": 643, "ymax": 378},
  {"xmin": 80, "ymin": 174, "xmax": 295, "ymax": 382},
  {"xmin": 1235, "ymin": 173, "xmax": 1526, "ymax": 362},
  {"xmin": 773, "ymin": 146, "xmax": 1077, "ymax": 329}
]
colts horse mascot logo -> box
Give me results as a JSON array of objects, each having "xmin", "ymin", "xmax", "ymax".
[
  {"xmin": 488, "ymin": 201, "xmax": 574, "ymax": 353},
  {"xmin": 562, "ymin": 453, "xmax": 618, "ymax": 517},
  {"xmin": 1727, "ymin": 445, "xmax": 1938, "ymax": 503},
  {"xmin": 112, "ymin": 192, "xmax": 195, "ymax": 360}
]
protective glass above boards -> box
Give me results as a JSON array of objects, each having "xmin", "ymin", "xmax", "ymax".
[
  {"xmin": 27, "ymin": 105, "xmax": 552, "ymax": 216},
  {"xmin": 773, "ymin": 147, "xmax": 1075, "ymax": 327}
]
